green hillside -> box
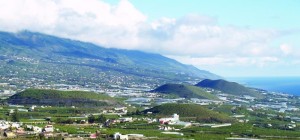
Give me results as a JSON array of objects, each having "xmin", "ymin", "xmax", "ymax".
[
  {"xmin": 0, "ymin": 31, "xmax": 220, "ymax": 88},
  {"xmin": 8, "ymin": 89, "xmax": 121, "ymax": 107},
  {"xmin": 152, "ymin": 84, "xmax": 218, "ymax": 100},
  {"xmin": 144, "ymin": 103, "xmax": 233, "ymax": 123},
  {"xmin": 196, "ymin": 79, "xmax": 264, "ymax": 98}
]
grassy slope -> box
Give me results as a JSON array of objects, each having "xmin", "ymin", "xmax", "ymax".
[
  {"xmin": 152, "ymin": 84, "xmax": 218, "ymax": 100},
  {"xmin": 196, "ymin": 79, "xmax": 263, "ymax": 98},
  {"xmin": 8, "ymin": 89, "xmax": 120, "ymax": 107},
  {"xmin": 0, "ymin": 31, "xmax": 221, "ymax": 82},
  {"xmin": 144, "ymin": 103, "xmax": 233, "ymax": 123},
  {"xmin": 11, "ymin": 89, "xmax": 112, "ymax": 100}
]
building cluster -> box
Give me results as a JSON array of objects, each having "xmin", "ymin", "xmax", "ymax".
[{"xmin": 0, "ymin": 120, "xmax": 55, "ymax": 139}]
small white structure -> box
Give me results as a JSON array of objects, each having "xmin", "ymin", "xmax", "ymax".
[
  {"xmin": 161, "ymin": 132, "xmax": 184, "ymax": 136},
  {"xmin": 114, "ymin": 107, "xmax": 128, "ymax": 113},
  {"xmin": 114, "ymin": 132, "xmax": 128, "ymax": 140},
  {"xmin": 11, "ymin": 122, "xmax": 21, "ymax": 128},
  {"xmin": 175, "ymin": 121, "xmax": 192, "ymax": 128},
  {"xmin": 44, "ymin": 125, "xmax": 54, "ymax": 132},
  {"xmin": 232, "ymin": 115, "xmax": 245, "ymax": 118},
  {"xmin": 243, "ymin": 95, "xmax": 256, "ymax": 101},
  {"xmin": 211, "ymin": 123, "xmax": 232, "ymax": 128},
  {"xmin": 279, "ymin": 108, "xmax": 286, "ymax": 113},
  {"xmin": 128, "ymin": 134, "xmax": 144, "ymax": 139},
  {"xmin": 159, "ymin": 114, "xmax": 191, "ymax": 127},
  {"xmin": 30, "ymin": 105, "xmax": 37, "ymax": 111},
  {"xmin": 159, "ymin": 125, "xmax": 174, "ymax": 131},
  {"xmin": 287, "ymin": 124, "xmax": 296, "ymax": 129},
  {"xmin": 18, "ymin": 108, "xmax": 28, "ymax": 112},
  {"xmin": 0, "ymin": 120, "xmax": 10, "ymax": 130},
  {"xmin": 33, "ymin": 126, "xmax": 42, "ymax": 133},
  {"xmin": 119, "ymin": 117, "xmax": 133, "ymax": 123},
  {"xmin": 159, "ymin": 114, "xmax": 179, "ymax": 124},
  {"xmin": 9, "ymin": 109, "xmax": 15, "ymax": 114}
]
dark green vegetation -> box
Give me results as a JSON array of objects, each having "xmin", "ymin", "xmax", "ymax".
[
  {"xmin": 0, "ymin": 31, "xmax": 220, "ymax": 87},
  {"xmin": 11, "ymin": 109, "xmax": 20, "ymax": 122},
  {"xmin": 144, "ymin": 103, "xmax": 233, "ymax": 123},
  {"xmin": 0, "ymin": 104, "xmax": 299, "ymax": 140},
  {"xmin": 152, "ymin": 84, "xmax": 218, "ymax": 99},
  {"xmin": 1, "ymin": 99, "xmax": 300, "ymax": 140},
  {"xmin": 182, "ymin": 123, "xmax": 300, "ymax": 140},
  {"xmin": 196, "ymin": 79, "xmax": 263, "ymax": 98},
  {"xmin": 8, "ymin": 89, "xmax": 121, "ymax": 107}
]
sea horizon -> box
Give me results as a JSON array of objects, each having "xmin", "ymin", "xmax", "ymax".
[{"xmin": 227, "ymin": 76, "xmax": 300, "ymax": 96}]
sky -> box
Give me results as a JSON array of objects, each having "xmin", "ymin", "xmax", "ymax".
[{"xmin": 0, "ymin": 0, "xmax": 299, "ymax": 77}]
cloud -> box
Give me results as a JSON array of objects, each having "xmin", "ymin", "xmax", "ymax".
[
  {"xmin": 0, "ymin": 0, "xmax": 299, "ymax": 76},
  {"xmin": 0, "ymin": 0, "xmax": 281, "ymax": 55},
  {"xmin": 280, "ymin": 44, "xmax": 292, "ymax": 55},
  {"xmin": 0, "ymin": 0, "xmax": 146, "ymax": 48},
  {"xmin": 167, "ymin": 55, "xmax": 283, "ymax": 77},
  {"xmin": 279, "ymin": 43, "xmax": 300, "ymax": 58},
  {"xmin": 167, "ymin": 55, "xmax": 279, "ymax": 67},
  {"xmin": 146, "ymin": 22, "xmax": 279, "ymax": 57}
]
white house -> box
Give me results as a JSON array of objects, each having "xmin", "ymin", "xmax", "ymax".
[
  {"xmin": 17, "ymin": 108, "xmax": 28, "ymax": 112},
  {"xmin": 119, "ymin": 117, "xmax": 133, "ymax": 123},
  {"xmin": 11, "ymin": 122, "xmax": 21, "ymax": 128},
  {"xmin": 114, "ymin": 107, "xmax": 127, "ymax": 113},
  {"xmin": 44, "ymin": 125, "xmax": 54, "ymax": 132},
  {"xmin": 30, "ymin": 105, "xmax": 37, "ymax": 111},
  {"xmin": 159, "ymin": 125, "xmax": 174, "ymax": 131},
  {"xmin": 33, "ymin": 126, "xmax": 42, "ymax": 133},
  {"xmin": 159, "ymin": 114, "xmax": 179, "ymax": 124},
  {"xmin": 0, "ymin": 121, "xmax": 10, "ymax": 130},
  {"xmin": 114, "ymin": 132, "xmax": 128, "ymax": 140}
]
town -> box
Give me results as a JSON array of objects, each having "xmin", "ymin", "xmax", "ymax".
[
  {"xmin": 1, "ymin": 81, "xmax": 300, "ymax": 139},
  {"xmin": 0, "ymin": 0, "xmax": 299, "ymax": 139}
]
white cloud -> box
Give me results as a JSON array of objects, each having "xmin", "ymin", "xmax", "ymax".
[
  {"xmin": 0, "ymin": 0, "xmax": 280, "ymax": 55},
  {"xmin": 167, "ymin": 55, "xmax": 279, "ymax": 67},
  {"xmin": 167, "ymin": 55, "xmax": 282, "ymax": 77},
  {"xmin": 279, "ymin": 43, "xmax": 300, "ymax": 58},
  {"xmin": 0, "ymin": 0, "xmax": 146, "ymax": 48},
  {"xmin": 280, "ymin": 44, "xmax": 292, "ymax": 55},
  {"xmin": 0, "ymin": 0, "xmax": 298, "ymax": 76}
]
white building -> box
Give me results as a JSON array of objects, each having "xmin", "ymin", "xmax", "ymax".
[
  {"xmin": 114, "ymin": 132, "xmax": 128, "ymax": 140},
  {"xmin": 119, "ymin": 117, "xmax": 133, "ymax": 123},
  {"xmin": 30, "ymin": 105, "xmax": 37, "ymax": 111},
  {"xmin": 159, "ymin": 114, "xmax": 179, "ymax": 124},
  {"xmin": 33, "ymin": 126, "xmax": 42, "ymax": 133},
  {"xmin": 0, "ymin": 120, "xmax": 10, "ymax": 130},
  {"xmin": 44, "ymin": 125, "xmax": 54, "ymax": 132},
  {"xmin": 11, "ymin": 122, "xmax": 21, "ymax": 128}
]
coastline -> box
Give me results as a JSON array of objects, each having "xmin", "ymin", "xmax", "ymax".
[{"xmin": 227, "ymin": 77, "xmax": 300, "ymax": 96}]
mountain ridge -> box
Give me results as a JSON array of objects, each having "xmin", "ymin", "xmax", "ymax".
[
  {"xmin": 143, "ymin": 103, "xmax": 233, "ymax": 123},
  {"xmin": 0, "ymin": 30, "xmax": 220, "ymax": 86},
  {"xmin": 195, "ymin": 79, "xmax": 264, "ymax": 98},
  {"xmin": 151, "ymin": 83, "xmax": 219, "ymax": 100},
  {"xmin": 8, "ymin": 89, "xmax": 122, "ymax": 107}
]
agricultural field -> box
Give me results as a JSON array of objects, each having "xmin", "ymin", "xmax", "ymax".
[{"xmin": 1, "ymin": 102, "xmax": 300, "ymax": 139}]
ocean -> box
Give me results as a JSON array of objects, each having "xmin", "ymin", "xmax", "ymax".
[{"xmin": 228, "ymin": 77, "xmax": 300, "ymax": 96}]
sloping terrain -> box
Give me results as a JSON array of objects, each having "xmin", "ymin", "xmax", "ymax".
[
  {"xmin": 8, "ymin": 89, "xmax": 122, "ymax": 107},
  {"xmin": 0, "ymin": 31, "xmax": 220, "ymax": 87},
  {"xmin": 144, "ymin": 103, "xmax": 233, "ymax": 123},
  {"xmin": 196, "ymin": 79, "xmax": 263, "ymax": 98},
  {"xmin": 152, "ymin": 84, "xmax": 218, "ymax": 100}
]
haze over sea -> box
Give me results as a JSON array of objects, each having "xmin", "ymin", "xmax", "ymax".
[{"xmin": 229, "ymin": 77, "xmax": 300, "ymax": 96}]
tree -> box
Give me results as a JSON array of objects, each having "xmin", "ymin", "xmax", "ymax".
[
  {"xmin": 97, "ymin": 115, "xmax": 106, "ymax": 123},
  {"xmin": 11, "ymin": 109, "xmax": 20, "ymax": 122},
  {"xmin": 88, "ymin": 115, "xmax": 95, "ymax": 123},
  {"xmin": 135, "ymin": 109, "xmax": 141, "ymax": 115},
  {"xmin": 56, "ymin": 117, "xmax": 62, "ymax": 123}
]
